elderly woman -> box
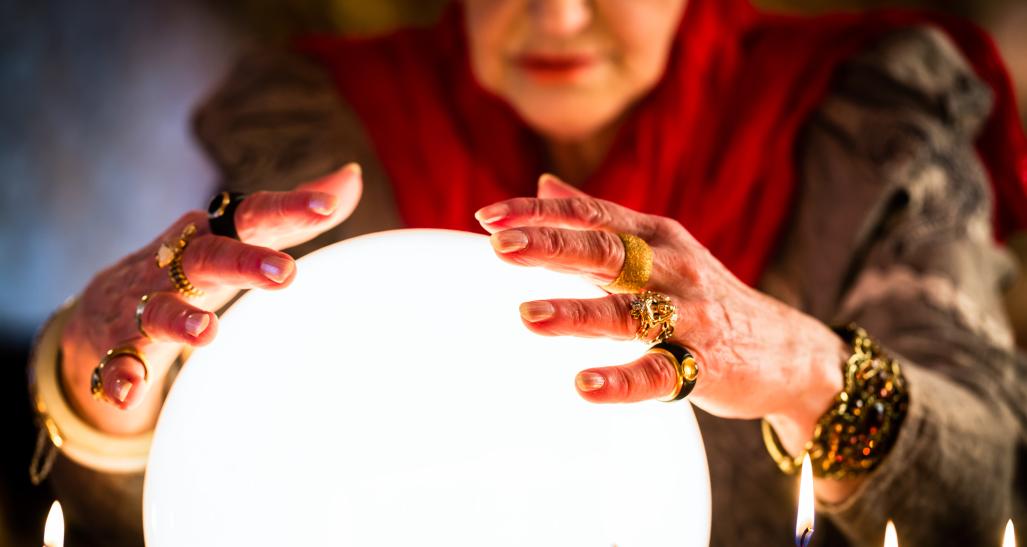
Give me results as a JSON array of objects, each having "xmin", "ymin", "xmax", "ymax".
[{"xmin": 28, "ymin": 0, "xmax": 1027, "ymax": 545}]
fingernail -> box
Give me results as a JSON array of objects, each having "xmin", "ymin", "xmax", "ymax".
[
  {"xmin": 112, "ymin": 378, "xmax": 134, "ymax": 403},
  {"xmin": 576, "ymin": 372, "xmax": 605, "ymax": 392},
  {"xmin": 491, "ymin": 230, "xmax": 528, "ymax": 253},
  {"xmin": 475, "ymin": 204, "xmax": 509, "ymax": 224},
  {"xmin": 519, "ymin": 301, "xmax": 555, "ymax": 322},
  {"xmin": 309, "ymin": 193, "xmax": 338, "ymax": 216},
  {"xmin": 260, "ymin": 256, "xmax": 294, "ymax": 283},
  {"xmin": 344, "ymin": 162, "xmax": 362, "ymax": 177},
  {"xmin": 184, "ymin": 312, "xmax": 210, "ymax": 337}
]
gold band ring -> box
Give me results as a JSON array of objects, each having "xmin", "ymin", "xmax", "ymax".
[
  {"xmin": 90, "ymin": 346, "xmax": 150, "ymax": 402},
  {"xmin": 604, "ymin": 233, "xmax": 652, "ymax": 294},
  {"xmin": 135, "ymin": 294, "xmax": 152, "ymax": 339},
  {"xmin": 650, "ymin": 342, "xmax": 699, "ymax": 402},
  {"xmin": 156, "ymin": 224, "xmax": 204, "ymax": 298},
  {"xmin": 630, "ymin": 290, "xmax": 678, "ymax": 344}
]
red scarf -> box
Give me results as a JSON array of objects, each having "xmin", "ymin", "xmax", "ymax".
[{"xmin": 298, "ymin": 1, "xmax": 1027, "ymax": 286}]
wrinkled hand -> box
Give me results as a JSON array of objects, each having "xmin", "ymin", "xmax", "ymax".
[
  {"xmin": 476, "ymin": 174, "xmax": 845, "ymax": 448},
  {"xmin": 61, "ymin": 164, "xmax": 362, "ymax": 433}
]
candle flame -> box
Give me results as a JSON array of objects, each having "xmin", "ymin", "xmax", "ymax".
[
  {"xmin": 795, "ymin": 453, "xmax": 814, "ymax": 547},
  {"xmin": 1004, "ymin": 519, "xmax": 1016, "ymax": 547},
  {"xmin": 43, "ymin": 501, "xmax": 64, "ymax": 547},
  {"xmin": 884, "ymin": 520, "xmax": 897, "ymax": 547}
]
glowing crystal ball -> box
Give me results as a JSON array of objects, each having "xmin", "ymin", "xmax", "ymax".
[{"xmin": 144, "ymin": 229, "xmax": 710, "ymax": 546}]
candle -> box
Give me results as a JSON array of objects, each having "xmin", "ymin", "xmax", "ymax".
[
  {"xmin": 43, "ymin": 501, "xmax": 64, "ymax": 547},
  {"xmin": 795, "ymin": 453, "xmax": 814, "ymax": 547},
  {"xmin": 883, "ymin": 520, "xmax": 897, "ymax": 547},
  {"xmin": 1004, "ymin": 519, "xmax": 1016, "ymax": 547}
]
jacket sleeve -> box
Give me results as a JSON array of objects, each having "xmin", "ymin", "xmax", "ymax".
[{"xmin": 780, "ymin": 26, "xmax": 1026, "ymax": 546}]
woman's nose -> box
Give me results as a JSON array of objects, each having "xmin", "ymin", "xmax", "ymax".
[{"xmin": 532, "ymin": 0, "xmax": 593, "ymax": 38}]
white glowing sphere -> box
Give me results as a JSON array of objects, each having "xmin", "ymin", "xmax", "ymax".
[{"xmin": 144, "ymin": 229, "xmax": 710, "ymax": 546}]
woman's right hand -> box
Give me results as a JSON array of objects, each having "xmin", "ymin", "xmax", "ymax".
[{"xmin": 59, "ymin": 163, "xmax": 363, "ymax": 434}]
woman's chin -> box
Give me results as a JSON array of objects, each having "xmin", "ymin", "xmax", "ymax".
[{"xmin": 517, "ymin": 102, "xmax": 625, "ymax": 143}]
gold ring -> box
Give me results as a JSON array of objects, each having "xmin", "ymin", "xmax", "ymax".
[
  {"xmin": 603, "ymin": 233, "xmax": 652, "ymax": 294},
  {"xmin": 649, "ymin": 342, "xmax": 699, "ymax": 402},
  {"xmin": 90, "ymin": 346, "xmax": 150, "ymax": 402},
  {"xmin": 630, "ymin": 290, "xmax": 677, "ymax": 344},
  {"xmin": 135, "ymin": 294, "xmax": 152, "ymax": 339},
  {"xmin": 156, "ymin": 224, "xmax": 204, "ymax": 298}
]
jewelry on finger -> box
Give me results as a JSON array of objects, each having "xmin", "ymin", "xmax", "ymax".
[
  {"xmin": 649, "ymin": 342, "xmax": 698, "ymax": 402},
  {"xmin": 90, "ymin": 346, "xmax": 150, "ymax": 402},
  {"xmin": 630, "ymin": 290, "xmax": 677, "ymax": 344},
  {"xmin": 156, "ymin": 224, "xmax": 204, "ymax": 298},
  {"xmin": 135, "ymin": 294, "xmax": 153, "ymax": 340},
  {"xmin": 603, "ymin": 233, "xmax": 653, "ymax": 294},
  {"xmin": 169, "ymin": 256, "xmax": 203, "ymax": 298},
  {"xmin": 156, "ymin": 223, "xmax": 197, "ymax": 269},
  {"xmin": 207, "ymin": 191, "xmax": 246, "ymax": 240}
]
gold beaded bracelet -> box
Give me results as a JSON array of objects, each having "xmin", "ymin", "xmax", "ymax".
[{"xmin": 762, "ymin": 325, "xmax": 909, "ymax": 480}]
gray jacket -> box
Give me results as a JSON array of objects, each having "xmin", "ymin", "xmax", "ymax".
[{"xmin": 48, "ymin": 26, "xmax": 1027, "ymax": 547}]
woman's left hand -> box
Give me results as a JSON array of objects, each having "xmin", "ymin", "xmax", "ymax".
[{"xmin": 476, "ymin": 175, "xmax": 847, "ymax": 454}]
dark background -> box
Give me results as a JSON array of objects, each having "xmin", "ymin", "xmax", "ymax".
[{"xmin": 1, "ymin": 0, "xmax": 1025, "ymax": 544}]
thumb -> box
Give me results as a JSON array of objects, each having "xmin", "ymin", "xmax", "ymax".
[{"xmin": 537, "ymin": 173, "xmax": 590, "ymax": 199}]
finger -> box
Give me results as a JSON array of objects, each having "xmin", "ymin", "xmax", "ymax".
[
  {"xmin": 489, "ymin": 227, "xmax": 624, "ymax": 283},
  {"xmin": 519, "ymin": 295, "xmax": 635, "ymax": 339},
  {"xmin": 536, "ymin": 173, "xmax": 589, "ymax": 199},
  {"xmin": 99, "ymin": 354, "xmax": 149, "ymax": 409},
  {"xmin": 574, "ymin": 352, "xmax": 679, "ymax": 403},
  {"xmin": 235, "ymin": 162, "xmax": 363, "ymax": 249},
  {"xmin": 181, "ymin": 235, "xmax": 296, "ymax": 290},
  {"xmin": 475, "ymin": 195, "xmax": 660, "ymax": 238},
  {"xmin": 139, "ymin": 292, "xmax": 218, "ymax": 345}
]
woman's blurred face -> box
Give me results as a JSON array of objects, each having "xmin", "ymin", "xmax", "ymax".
[{"xmin": 463, "ymin": 0, "xmax": 688, "ymax": 142}]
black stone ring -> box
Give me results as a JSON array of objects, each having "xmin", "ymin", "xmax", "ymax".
[
  {"xmin": 650, "ymin": 341, "xmax": 698, "ymax": 402},
  {"xmin": 207, "ymin": 191, "xmax": 246, "ymax": 240}
]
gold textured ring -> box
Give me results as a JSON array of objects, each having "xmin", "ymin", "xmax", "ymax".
[
  {"xmin": 135, "ymin": 294, "xmax": 153, "ymax": 339},
  {"xmin": 603, "ymin": 233, "xmax": 653, "ymax": 294},
  {"xmin": 156, "ymin": 224, "xmax": 204, "ymax": 298},
  {"xmin": 90, "ymin": 346, "xmax": 150, "ymax": 402},
  {"xmin": 630, "ymin": 290, "xmax": 678, "ymax": 344}
]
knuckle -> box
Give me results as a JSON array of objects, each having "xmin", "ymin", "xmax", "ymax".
[
  {"xmin": 639, "ymin": 215, "xmax": 675, "ymax": 241},
  {"xmin": 561, "ymin": 300, "xmax": 589, "ymax": 326},
  {"xmin": 693, "ymin": 299, "xmax": 723, "ymax": 331},
  {"xmin": 642, "ymin": 354, "xmax": 676, "ymax": 391},
  {"xmin": 610, "ymin": 295, "xmax": 636, "ymax": 333},
  {"xmin": 603, "ymin": 366, "xmax": 633, "ymax": 399},
  {"xmin": 655, "ymin": 215, "xmax": 680, "ymax": 233},
  {"xmin": 569, "ymin": 198, "xmax": 608, "ymax": 227},
  {"xmin": 183, "ymin": 235, "xmax": 220, "ymax": 274},
  {"xmin": 593, "ymin": 232, "xmax": 622, "ymax": 272},
  {"xmin": 536, "ymin": 228, "xmax": 564, "ymax": 258},
  {"xmin": 528, "ymin": 198, "xmax": 546, "ymax": 223},
  {"xmin": 143, "ymin": 293, "xmax": 173, "ymax": 331},
  {"xmin": 268, "ymin": 192, "xmax": 290, "ymax": 222},
  {"xmin": 237, "ymin": 191, "xmax": 273, "ymax": 226}
]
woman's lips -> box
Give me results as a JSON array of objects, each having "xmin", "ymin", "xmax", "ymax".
[{"xmin": 514, "ymin": 53, "xmax": 599, "ymax": 83}]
